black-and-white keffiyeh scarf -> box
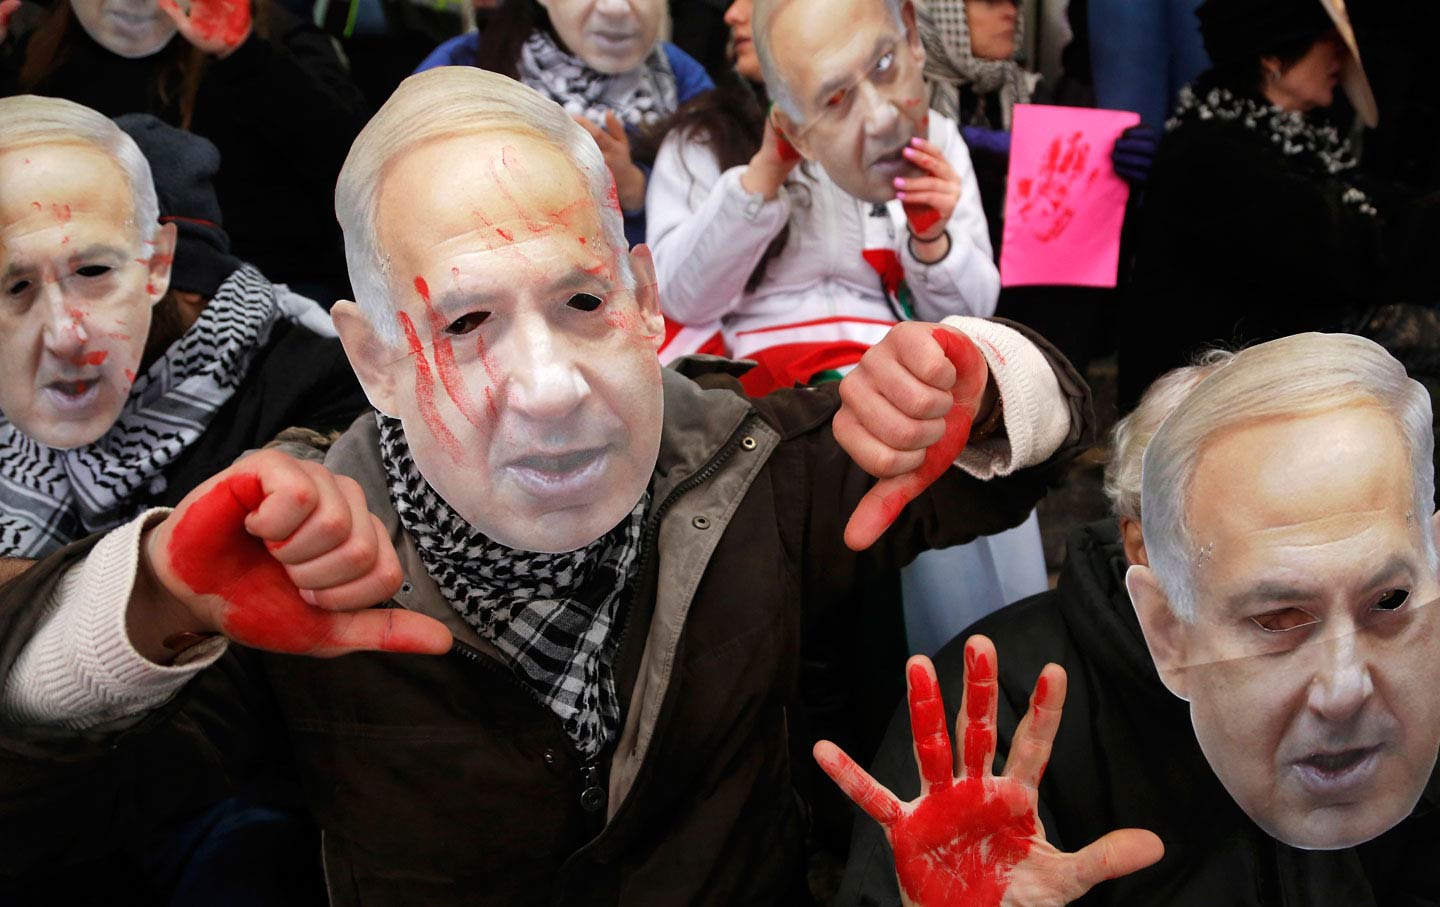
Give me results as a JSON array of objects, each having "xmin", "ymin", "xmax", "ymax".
[
  {"xmin": 1169, "ymin": 84, "xmax": 1378, "ymax": 216},
  {"xmin": 0, "ymin": 264, "xmax": 287, "ymax": 557},
  {"xmin": 377, "ymin": 414, "xmax": 645, "ymax": 758},
  {"xmin": 519, "ymin": 28, "xmax": 679, "ymax": 130},
  {"xmin": 918, "ymin": 0, "xmax": 1037, "ymax": 130}
]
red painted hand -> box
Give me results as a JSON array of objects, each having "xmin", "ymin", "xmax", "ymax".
[
  {"xmin": 0, "ymin": 0, "xmax": 21, "ymax": 41},
  {"xmin": 837, "ymin": 324, "xmax": 990, "ymax": 551},
  {"xmin": 143, "ymin": 451, "xmax": 453, "ymax": 658},
  {"xmin": 158, "ymin": 0, "xmax": 252, "ymax": 57},
  {"xmin": 895, "ymin": 137, "xmax": 961, "ymax": 241},
  {"xmin": 815, "ymin": 639, "xmax": 1164, "ymax": 907}
]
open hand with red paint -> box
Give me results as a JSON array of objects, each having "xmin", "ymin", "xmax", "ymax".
[
  {"xmin": 158, "ymin": 0, "xmax": 253, "ymax": 57},
  {"xmin": 573, "ymin": 111, "xmax": 647, "ymax": 213},
  {"xmin": 895, "ymin": 136, "xmax": 961, "ymax": 260},
  {"xmin": 815, "ymin": 638, "xmax": 1163, "ymax": 907},
  {"xmin": 130, "ymin": 450, "xmax": 453, "ymax": 664},
  {"xmin": 836, "ymin": 322, "xmax": 996, "ymax": 551}
]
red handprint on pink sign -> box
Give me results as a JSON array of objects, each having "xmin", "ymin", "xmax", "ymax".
[{"xmin": 1012, "ymin": 131, "xmax": 1100, "ymax": 244}]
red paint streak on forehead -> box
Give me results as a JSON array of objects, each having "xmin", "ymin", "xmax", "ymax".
[{"xmin": 397, "ymin": 311, "xmax": 463, "ymax": 464}]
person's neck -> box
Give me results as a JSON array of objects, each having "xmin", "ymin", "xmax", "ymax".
[{"xmin": 1260, "ymin": 83, "xmax": 1307, "ymax": 114}]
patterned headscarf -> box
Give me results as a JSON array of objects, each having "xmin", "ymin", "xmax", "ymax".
[
  {"xmin": 918, "ymin": 0, "xmax": 1037, "ymax": 129},
  {"xmin": 518, "ymin": 28, "xmax": 679, "ymax": 131}
]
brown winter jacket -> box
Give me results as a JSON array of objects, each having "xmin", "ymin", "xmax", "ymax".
[{"xmin": 0, "ymin": 331, "xmax": 1091, "ymax": 906}]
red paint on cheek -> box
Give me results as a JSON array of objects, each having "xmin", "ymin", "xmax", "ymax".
[
  {"xmin": 124, "ymin": 368, "xmax": 137, "ymax": 384},
  {"xmin": 146, "ymin": 283, "xmax": 157, "ymax": 295},
  {"xmin": 397, "ymin": 310, "xmax": 463, "ymax": 464},
  {"xmin": 80, "ymin": 350, "xmax": 108, "ymax": 366},
  {"xmin": 415, "ymin": 276, "xmax": 488, "ymax": 430},
  {"xmin": 891, "ymin": 777, "xmax": 1035, "ymax": 907},
  {"xmin": 578, "ymin": 236, "xmax": 588, "ymax": 245}
]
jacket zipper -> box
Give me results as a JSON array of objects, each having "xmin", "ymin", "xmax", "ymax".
[
  {"xmin": 552, "ymin": 411, "xmax": 762, "ymax": 884},
  {"xmin": 448, "ymin": 637, "xmax": 606, "ymax": 814}
]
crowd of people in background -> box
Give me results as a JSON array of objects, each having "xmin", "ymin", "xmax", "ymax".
[{"xmin": 0, "ymin": 0, "xmax": 1437, "ymax": 903}]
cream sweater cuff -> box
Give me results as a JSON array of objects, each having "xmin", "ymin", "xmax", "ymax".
[
  {"xmin": 939, "ymin": 316, "xmax": 1071, "ymax": 480},
  {"xmin": 0, "ymin": 508, "xmax": 227, "ymax": 730}
]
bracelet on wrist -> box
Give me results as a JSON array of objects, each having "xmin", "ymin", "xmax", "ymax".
[{"xmin": 907, "ymin": 228, "xmax": 951, "ymax": 264}]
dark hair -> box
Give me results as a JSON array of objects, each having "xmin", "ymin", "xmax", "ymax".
[
  {"xmin": 474, "ymin": 0, "xmax": 554, "ymax": 78},
  {"xmin": 1198, "ymin": 24, "xmax": 1330, "ymax": 98},
  {"xmin": 20, "ymin": 0, "xmax": 275, "ymax": 129},
  {"xmin": 639, "ymin": 70, "xmax": 807, "ymax": 293}
]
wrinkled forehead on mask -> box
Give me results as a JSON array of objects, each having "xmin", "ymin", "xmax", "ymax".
[{"xmin": 335, "ymin": 67, "xmax": 636, "ymax": 349}]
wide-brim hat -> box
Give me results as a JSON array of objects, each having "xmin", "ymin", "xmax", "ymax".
[{"xmin": 1319, "ymin": 0, "xmax": 1377, "ymax": 128}]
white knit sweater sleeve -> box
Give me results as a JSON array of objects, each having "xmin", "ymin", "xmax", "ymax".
[
  {"xmin": 646, "ymin": 129, "xmax": 792, "ymax": 325},
  {"xmin": 941, "ymin": 316, "xmax": 1071, "ymax": 480},
  {"xmin": 902, "ymin": 112, "xmax": 1001, "ymax": 322},
  {"xmin": 0, "ymin": 509, "xmax": 228, "ymax": 730}
]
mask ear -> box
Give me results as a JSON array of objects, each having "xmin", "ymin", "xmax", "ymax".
[
  {"xmin": 901, "ymin": 0, "xmax": 925, "ymax": 59},
  {"xmin": 146, "ymin": 222, "xmax": 178, "ymax": 303},
  {"xmin": 332, "ymin": 300, "xmax": 401, "ymax": 417},
  {"xmin": 625, "ymin": 243, "xmax": 666, "ymax": 351},
  {"xmin": 1126, "ymin": 564, "xmax": 1193, "ymax": 701},
  {"xmin": 770, "ymin": 107, "xmax": 815, "ymax": 161}
]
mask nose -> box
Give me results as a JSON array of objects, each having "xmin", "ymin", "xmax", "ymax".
[
  {"xmin": 39, "ymin": 285, "xmax": 88, "ymax": 361},
  {"xmin": 502, "ymin": 315, "xmax": 589, "ymax": 424},
  {"xmin": 1306, "ymin": 628, "xmax": 1373, "ymax": 723},
  {"xmin": 858, "ymin": 81, "xmax": 901, "ymax": 138}
]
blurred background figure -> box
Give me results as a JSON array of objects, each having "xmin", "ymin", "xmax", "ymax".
[
  {"xmin": 1121, "ymin": 0, "xmax": 1439, "ymax": 415},
  {"xmin": 1087, "ymin": 0, "xmax": 1209, "ymax": 128},
  {"xmin": 415, "ymin": 0, "xmax": 712, "ymax": 248},
  {"xmin": 0, "ymin": 0, "xmax": 370, "ymax": 305}
]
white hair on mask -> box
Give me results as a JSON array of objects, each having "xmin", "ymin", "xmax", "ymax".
[
  {"xmin": 334, "ymin": 66, "xmax": 634, "ymax": 348},
  {"xmin": 0, "ymin": 95, "xmax": 160, "ymax": 244},
  {"xmin": 753, "ymin": 0, "xmax": 907, "ymax": 121},
  {"xmin": 1141, "ymin": 332, "xmax": 1437, "ymax": 622},
  {"xmin": 1104, "ymin": 349, "xmax": 1236, "ymax": 523}
]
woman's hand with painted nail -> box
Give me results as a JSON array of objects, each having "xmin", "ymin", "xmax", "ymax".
[
  {"xmin": 158, "ymin": 0, "xmax": 252, "ymax": 56},
  {"xmin": 895, "ymin": 137, "xmax": 961, "ymax": 241},
  {"xmin": 140, "ymin": 450, "xmax": 453, "ymax": 659},
  {"xmin": 815, "ymin": 639, "xmax": 1164, "ymax": 907},
  {"xmin": 573, "ymin": 111, "xmax": 648, "ymax": 213}
]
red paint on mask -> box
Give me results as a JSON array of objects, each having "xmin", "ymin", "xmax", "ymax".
[
  {"xmin": 496, "ymin": 227, "xmax": 515, "ymax": 242},
  {"xmin": 397, "ymin": 310, "xmax": 462, "ymax": 464},
  {"xmin": 166, "ymin": 474, "xmax": 436, "ymax": 655},
  {"xmin": 846, "ymin": 328, "xmax": 986, "ymax": 544},
  {"xmin": 891, "ymin": 777, "xmax": 1035, "ymax": 907},
  {"xmin": 578, "ymin": 236, "xmax": 588, "ymax": 245},
  {"xmin": 147, "ymin": 282, "xmax": 157, "ymax": 295},
  {"xmin": 80, "ymin": 350, "xmax": 108, "ymax": 366},
  {"xmin": 414, "ymin": 276, "xmax": 487, "ymax": 430},
  {"xmin": 903, "ymin": 200, "xmax": 942, "ymax": 236},
  {"xmin": 124, "ymin": 368, "xmax": 137, "ymax": 384}
]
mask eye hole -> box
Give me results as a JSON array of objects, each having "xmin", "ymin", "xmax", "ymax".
[
  {"xmin": 75, "ymin": 265, "xmax": 112, "ymax": 278},
  {"xmin": 1250, "ymin": 608, "xmax": 1321, "ymax": 633},
  {"xmin": 567, "ymin": 293, "xmax": 603, "ymax": 312},
  {"xmin": 445, "ymin": 312, "xmax": 489, "ymax": 335},
  {"xmin": 1372, "ymin": 589, "xmax": 1409, "ymax": 612},
  {"xmin": 7, "ymin": 279, "xmax": 32, "ymax": 295}
]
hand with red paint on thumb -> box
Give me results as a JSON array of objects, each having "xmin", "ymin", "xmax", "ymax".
[
  {"xmin": 741, "ymin": 111, "xmax": 802, "ymax": 201},
  {"xmin": 814, "ymin": 638, "xmax": 1164, "ymax": 907},
  {"xmin": 158, "ymin": 0, "xmax": 252, "ymax": 57},
  {"xmin": 836, "ymin": 322, "xmax": 995, "ymax": 551},
  {"xmin": 132, "ymin": 450, "xmax": 452, "ymax": 664}
]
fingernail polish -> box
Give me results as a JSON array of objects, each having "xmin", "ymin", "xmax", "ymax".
[
  {"xmin": 893, "ymin": 177, "xmax": 906, "ymax": 188},
  {"xmin": 895, "ymin": 191, "xmax": 907, "ymax": 200}
]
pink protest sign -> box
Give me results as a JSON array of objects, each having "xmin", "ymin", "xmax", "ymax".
[{"xmin": 999, "ymin": 104, "xmax": 1141, "ymax": 288}]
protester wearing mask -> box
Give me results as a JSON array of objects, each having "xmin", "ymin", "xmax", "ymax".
[
  {"xmin": 0, "ymin": 0, "xmax": 369, "ymax": 304},
  {"xmin": 415, "ymin": 0, "xmax": 713, "ymax": 249}
]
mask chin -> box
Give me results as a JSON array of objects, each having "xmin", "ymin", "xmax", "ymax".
[{"xmin": 75, "ymin": 5, "xmax": 177, "ymax": 59}]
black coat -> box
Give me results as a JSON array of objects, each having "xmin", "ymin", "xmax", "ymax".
[
  {"xmin": 1119, "ymin": 108, "xmax": 1385, "ymax": 409},
  {"xmin": 1, "ymin": 3, "xmax": 370, "ymax": 298},
  {"xmin": 838, "ymin": 520, "xmax": 1440, "ymax": 907}
]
